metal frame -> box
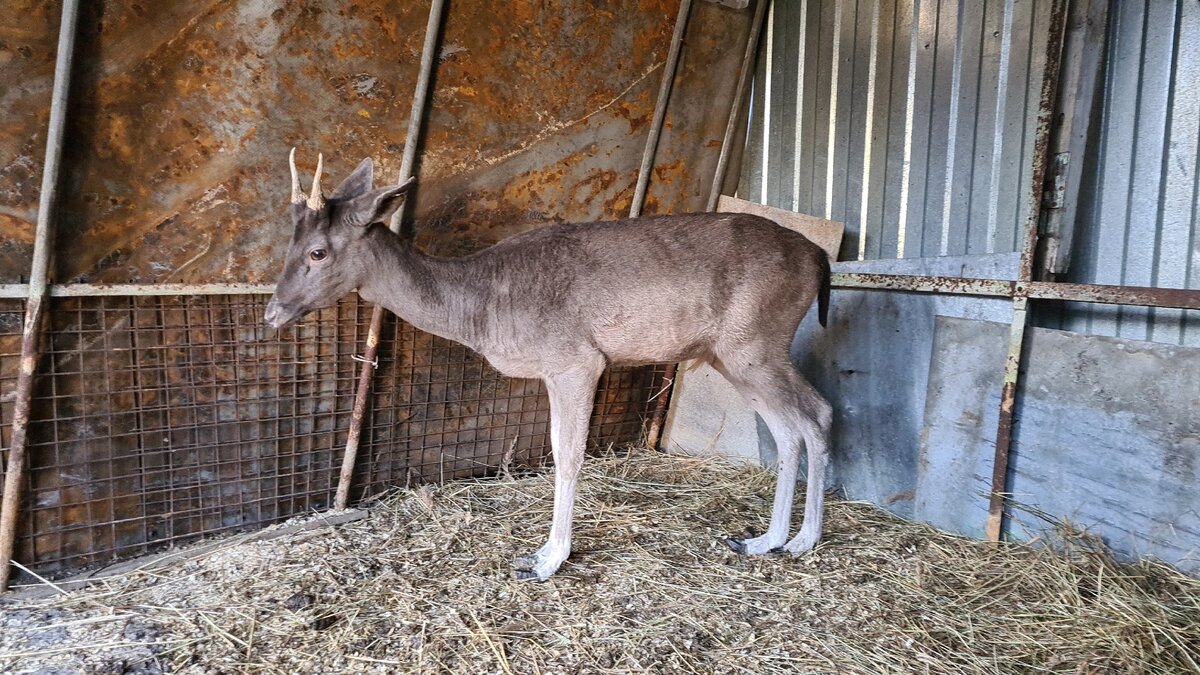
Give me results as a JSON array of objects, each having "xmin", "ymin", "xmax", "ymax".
[
  {"xmin": 0, "ymin": 0, "xmax": 81, "ymax": 592},
  {"xmin": 2, "ymin": 274, "xmax": 1194, "ymax": 310}
]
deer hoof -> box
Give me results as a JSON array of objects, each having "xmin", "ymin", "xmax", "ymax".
[
  {"xmin": 725, "ymin": 527, "xmax": 761, "ymax": 554},
  {"xmin": 725, "ymin": 530, "xmax": 786, "ymax": 555},
  {"xmin": 782, "ymin": 528, "xmax": 820, "ymax": 555},
  {"xmin": 512, "ymin": 548, "xmax": 566, "ymax": 580}
]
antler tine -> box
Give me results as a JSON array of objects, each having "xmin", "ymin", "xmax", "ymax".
[
  {"xmin": 307, "ymin": 153, "xmax": 325, "ymax": 210},
  {"xmin": 289, "ymin": 147, "xmax": 303, "ymax": 204}
]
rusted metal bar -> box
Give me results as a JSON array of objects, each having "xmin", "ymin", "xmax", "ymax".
[
  {"xmin": 0, "ymin": 283, "xmax": 276, "ymax": 298},
  {"xmin": 1025, "ymin": 281, "xmax": 1200, "ymax": 310},
  {"xmin": 334, "ymin": 0, "xmax": 445, "ymax": 511},
  {"xmin": 630, "ymin": 0, "xmax": 693, "ymax": 219},
  {"xmin": 706, "ymin": 0, "xmax": 770, "ymax": 212},
  {"xmin": 1, "ymin": 0, "xmax": 80, "ymax": 592},
  {"xmin": 832, "ymin": 273, "xmax": 1016, "ymax": 297},
  {"xmin": 834, "ymin": 274, "xmax": 1200, "ymax": 310},
  {"xmin": 1038, "ymin": 0, "xmax": 1110, "ymax": 277},
  {"xmin": 986, "ymin": 0, "xmax": 1070, "ymax": 544},
  {"xmin": 2, "ymin": 275, "xmax": 1192, "ymax": 311}
]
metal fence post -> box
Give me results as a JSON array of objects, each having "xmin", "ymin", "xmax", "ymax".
[
  {"xmin": 0, "ymin": 0, "xmax": 81, "ymax": 592},
  {"xmin": 335, "ymin": 0, "xmax": 446, "ymax": 510}
]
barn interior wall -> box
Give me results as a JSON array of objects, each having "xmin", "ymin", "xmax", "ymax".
[
  {"xmin": 1044, "ymin": 0, "xmax": 1200, "ymax": 347},
  {"xmin": 738, "ymin": 0, "xmax": 1053, "ymax": 262},
  {"xmin": 719, "ymin": 0, "xmax": 1199, "ymax": 568},
  {"xmin": 1, "ymin": 0, "xmax": 752, "ymax": 283},
  {"xmin": 0, "ymin": 1, "xmax": 755, "ymax": 579}
]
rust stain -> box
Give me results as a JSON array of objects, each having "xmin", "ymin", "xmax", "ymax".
[{"xmin": 2, "ymin": 0, "xmax": 751, "ymax": 287}]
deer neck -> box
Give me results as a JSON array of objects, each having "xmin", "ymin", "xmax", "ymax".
[{"xmin": 356, "ymin": 232, "xmax": 485, "ymax": 348}]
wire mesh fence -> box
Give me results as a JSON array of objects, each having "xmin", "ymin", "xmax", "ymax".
[
  {"xmin": 1, "ymin": 300, "xmax": 22, "ymax": 478},
  {"xmin": 3, "ymin": 294, "xmax": 668, "ymax": 579}
]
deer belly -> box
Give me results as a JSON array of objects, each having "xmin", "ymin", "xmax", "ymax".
[
  {"xmin": 482, "ymin": 352, "xmax": 548, "ymax": 379},
  {"xmin": 593, "ymin": 320, "xmax": 711, "ymax": 365}
]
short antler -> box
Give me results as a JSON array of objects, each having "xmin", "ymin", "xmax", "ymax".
[
  {"xmin": 307, "ymin": 153, "xmax": 325, "ymax": 210},
  {"xmin": 289, "ymin": 148, "xmax": 303, "ymax": 205},
  {"xmin": 289, "ymin": 148, "xmax": 326, "ymax": 210}
]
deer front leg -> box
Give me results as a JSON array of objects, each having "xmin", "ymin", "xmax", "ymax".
[{"xmin": 513, "ymin": 360, "xmax": 602, "ymax": 581}]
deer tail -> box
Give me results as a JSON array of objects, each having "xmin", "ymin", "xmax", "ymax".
[{"xmin": 817, "ymin": 253, "xmax": 831, "ymax": 328}]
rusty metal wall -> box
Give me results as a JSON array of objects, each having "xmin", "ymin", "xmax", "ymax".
[
  {"xmin": 0, "ymin": 301, "xmax": 19, "ymax": 460},
  {"xmin": 1, "ymin": 1, "xmax": 753, "ymax": 577},
  {"xmin": 1, "ymin": 0, "xmax": 752, "ymax": 281}
]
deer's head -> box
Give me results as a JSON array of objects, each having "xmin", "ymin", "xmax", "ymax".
[{"xmin": 264, "ymin": 149, "xmax": 414, "ymax": 328}]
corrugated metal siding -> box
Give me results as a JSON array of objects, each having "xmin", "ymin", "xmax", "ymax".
[
  {"xmin": 740, "ymin": 0, "xmax": 1052, "ymax": 262},
  {"xmin": 1054, "ymin": 0, "xmax": 1200, "ymax": 347}
]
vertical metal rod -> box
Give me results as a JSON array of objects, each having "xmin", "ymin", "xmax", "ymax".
[
  {"xmin": 0, "ymin": 0, "xmax": 80, "ymax": 592},
  {"xmin": 985, "ymin": 0, "xmax": 1070, "ymax": 543},
  {"xmin": 647, "ymin": 0, "xmax": 767, "ymax": 451},
  {"xmin": 335, "ymin": 0, "xmax": 445, "ymax": 510},
  {"xmin": 629, "ymin": 0, "xmax": 694, "ymax": 218},
  {"xmin": 707, "ymin": 0, "xmax": 771, "ymax": 212}
]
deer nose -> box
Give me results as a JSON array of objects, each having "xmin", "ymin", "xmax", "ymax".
[{"xmin": 263, "ymin": 299, "xmax": 284, "ymax": 328}]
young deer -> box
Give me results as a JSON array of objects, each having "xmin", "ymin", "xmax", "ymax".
[{"xmin": 265, "ymin": 151, "xmax": 833, "ymax": 580}]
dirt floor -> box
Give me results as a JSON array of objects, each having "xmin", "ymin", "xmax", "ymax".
[{"xmin": 2, "ymin": 449, "xmax": 1198, "ymax": 674}]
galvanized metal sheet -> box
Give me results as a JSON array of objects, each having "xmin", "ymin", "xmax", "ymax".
[
  {"xmin": 739, "ymin": 0, "xmax": 1052, "ymax": 262},
  {"xmin": 1049, "ymin": 0, "xmax": 1200, "ymax": 347},
  {"xmin": 788, "ymin": 252, "xmax": 1018, "ymax": 518},
  {"xmin": 919, "ymin": 316, "xmax": 1200, "ymax": 573}
]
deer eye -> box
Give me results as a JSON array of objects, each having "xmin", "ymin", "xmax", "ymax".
[{"xmin": 309, "ymin": 248, "xmax": 328, "ymax": 262}]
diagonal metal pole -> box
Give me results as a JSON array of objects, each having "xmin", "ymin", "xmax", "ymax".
[
  {"xmin": 629, "ymin": 0, "xmax": 694, "ymax": 219},
  {"xmin": 335, "ymin": 0, "xmax": 446, "ymax": 510},
  {"xmin": 645, "ymin": 0, "xmax": 769, "ymax": 450},
  {"xmin": 634, "ymin": 0, "xmax": 694, "ymax": 453},
  {"xmin": 706, "ymin": 0, "xmax": 770, "ymax": 213},
  {"xmin": 0, "ymin": 0, "xmax": 81, "ymax": 592}
]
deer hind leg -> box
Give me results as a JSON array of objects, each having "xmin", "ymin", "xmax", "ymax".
[
  {"xmin": 781, "ymin": 380, "xmax": 831, "ymax": 554},
  {"xmin": 713, "ymin": 355, "xmax": 832, "ymax": 556},
  {"xmin": 513, "ymin": 357, "xmax": 604, "ymax": 581}
]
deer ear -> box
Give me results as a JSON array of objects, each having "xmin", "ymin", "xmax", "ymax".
[
  {"xmin": 330, "ymin": 157, "xmax": 375, "ymax": 200},
  {"xmin": 334, "ymin": 177, "xmax": 416, "ymax": 228}
]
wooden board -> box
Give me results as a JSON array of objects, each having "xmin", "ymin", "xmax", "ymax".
[{"xmin": 716, "ymin": 195, "xmax": 844, "ymax": 261}]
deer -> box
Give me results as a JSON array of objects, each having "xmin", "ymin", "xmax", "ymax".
[{"xmin": 265, "ymin": 150, "xmax": 834, "ymax": 581}]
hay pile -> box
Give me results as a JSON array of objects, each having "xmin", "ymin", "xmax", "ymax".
[{"xmin": 2, "ymin": 449, "xmax": 1198, "ymax": 674}]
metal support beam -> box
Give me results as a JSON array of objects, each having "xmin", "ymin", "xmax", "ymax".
[
  {"xmin": 707, "ymin": 0, "xmax": 770, "ymax": 212},
  {"xmin": 1038, "ymin": 0, "xmax": 1110, "ymax": 277},
  {"xmin": 335, "ymin": 0, "xmax": 446, "ymax": 511},
  {"xmin": 630, "ymin": 0, "xmax": 693, "ymax": 220},
  {"xmin": 986, "ymin": 0, "xmax": 1070, "ymax": 543},
  {"xmin": 1, "ymin": 0, "xmax": 80, "ymax": 592},
  {"xmin": 0, "ymin": 283, "xmax": 275, "ymax": 298},
  {"xmin": 2, "ymin": 275, "xmax": 1195, "ymax": 310}
]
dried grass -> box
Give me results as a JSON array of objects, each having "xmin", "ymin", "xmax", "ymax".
[{"xmin": 2, "ymin": 448, "xmax": 1198, "ymax": 674}]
